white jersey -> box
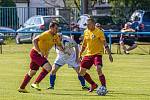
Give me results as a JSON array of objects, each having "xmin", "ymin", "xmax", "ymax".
[
  {"xmin": 54, "ymin": 35, "xmax": 79, "ymax": 68},
  {"xmin": 55, "ymin": 35, "xmax": 77, "ymax": 57}
]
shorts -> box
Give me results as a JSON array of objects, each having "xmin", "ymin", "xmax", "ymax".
[
  {"xmin": 120, "ymin": 38, "xmax": 136, "ymax": 46},
  {"xmin": 80, "ymin": 55, "xmax": 102, "ymax": 69},
  {"xmin": 29, "ymin": 49, "xmax": 48, "ymax": 70},
  {"xmin": 54, "ymin": 53, "xmax": 79, "ymax": 68}
]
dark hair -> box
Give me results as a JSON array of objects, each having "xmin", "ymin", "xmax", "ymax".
[{"xmin": 49, "ymin": 21, "xmax": 59, "ymax": 28}]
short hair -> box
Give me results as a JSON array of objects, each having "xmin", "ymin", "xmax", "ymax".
[
  {"xmin": 87, "ymin": 18, "xmax": 95, "ymax": 24},
  {"xmin": 49, "ymin": 21, "xmax": 59, "ymax": 28},
  {"xmin": 95, "ymin": 23, "xmax": 101, "ymax": 27}
]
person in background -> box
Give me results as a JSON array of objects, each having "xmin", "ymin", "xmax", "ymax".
[
  {"xmin": 95, "ymin": 23, "xmax": 104, "ymax": 31},
  {"xmin": 120, "ymin": 22, "xmax": 137, "ymax": 54}
]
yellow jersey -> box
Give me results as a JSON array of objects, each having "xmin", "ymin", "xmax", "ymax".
[
  {"xmin": 33, "ymin": 30, "xmax": 61, "ymax": 56},
  {"xmin": 83, "ymin": 27, "xmax": 105, "ymax": 56}
]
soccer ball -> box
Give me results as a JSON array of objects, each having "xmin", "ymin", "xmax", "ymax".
[{"xmin": 96, "ymin": 86, "xmax": 107, "ymax": 96}]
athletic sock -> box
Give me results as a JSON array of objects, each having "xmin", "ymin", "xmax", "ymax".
[
  {"xmin": 20, "ymin": 74, "xmax": 31, "ymax": 89},
  {"xmin": 83, "ymin": 73, "xmax": 95, "ymax": 85},
  {"xmin": 99, "ymin": 74, "xmax": 106, "ymax": 87},
  {"xmin": 78, "ymin": 75, "xmax": 85, "ymax": 86},
  {"xmin": 34, "ymin": 68, "xmax": 49, "ymax": 84},
  {"xmin": 50, "ymin": 74, "xmax": 56, "ymax": 87}
]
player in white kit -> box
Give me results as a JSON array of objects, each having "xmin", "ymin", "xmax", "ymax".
[{"xmin": 47, "ymin": 34, "xmax": 89, "ymax": 90}]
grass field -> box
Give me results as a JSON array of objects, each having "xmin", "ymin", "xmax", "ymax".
[{"xmin": 0, "ymin": 44, "xmax": 150, "ymax": 100}]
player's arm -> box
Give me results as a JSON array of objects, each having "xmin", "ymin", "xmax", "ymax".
[
  {"xmin": 32, "ymin": 35, "xmax": 44, "ymax": 56},
  {"xmin": 55, "ymin": 36, "xmax": 67, "ymax": 54},
  {"xmin": 74, "ymin": 42, "xmax": 80, "ymax": 63},
  {"xmin": 103, "ymin": 40, "xmax": 113, "ymax": 62},
  {"xmin": 79, "ymin": 38, "xmax": 87, "ymax": 59},
  {"xmin": 99, "ymin": 30, "xmax": 113, "ymax": 62}
]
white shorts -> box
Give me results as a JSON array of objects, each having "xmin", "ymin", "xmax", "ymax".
[{"xmin": 54, "ymin": 53, "xmax": 79, "ymax": 68}]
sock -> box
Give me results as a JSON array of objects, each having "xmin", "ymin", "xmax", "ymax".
[
  {"xmin": 99, "ymin": 74, "xmax": 106, "ymax": 87},
  {"xmin": 50, "ymin": 74, "xmax": 56, "ymax": 87},
  {"xmin": 34, "ymin": 68, "xmax": 49, "ymax": 84},
  {"xmin": 83, "ymin": 73, "xmax": 95, "ymax": 85},
  {"xmin": 78, "ymin": 75, "xmax": 85, "ymax": 87},
  {"xmin": 20, "ymin": 74, "xmax": 31, "ymax": 89}
]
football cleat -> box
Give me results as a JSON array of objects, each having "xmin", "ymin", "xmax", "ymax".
[
  {"xmin": 31, "ymin": 83, "xmax": 41, "ymax": 91},
  {"xmin": 82, "ymin": 85, "xmax": 89, "ymax": 90},
  {"xmin": 18, "ymin": 88, "xmax": 29, "ymax": 93},
  {"xmin": 47, "ymin": 86, "xmax": 54, "ymax": 90}
]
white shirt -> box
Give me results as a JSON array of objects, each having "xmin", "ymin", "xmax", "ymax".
[{"xmin": 55, "ymin": 35, "xmax": 77, "ymax": 58}]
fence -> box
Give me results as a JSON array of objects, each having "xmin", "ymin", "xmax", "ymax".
[
  {"xmin": 0, "ymin": 7, "xmax": 79, "ymax": 30},
  {"xmin": 0, "ymin": 31, "xmax": 150, "ymax": 54},
  {"xmin": 1, "ymin": 7, "xmax": 150, "ymax": 30}
]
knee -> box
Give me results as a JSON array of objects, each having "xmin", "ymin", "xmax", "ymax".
[
  {"xmin": 79, "ymin": 69, "xmax": 86, "ymax": 76},
  {"xmin": 51, "ymin": 69, "xmax": 57, "ymax": 75},
  {"xmin": 96, "ymin": 67, "xmax": 103, "ymax": 76},
  {"xmin": 43, "ymin": 63, "xmax": 52, "ymax": 72},
  {"xmin": 28, "ymin": 70, "xmax": 36, "ymax": 77}
]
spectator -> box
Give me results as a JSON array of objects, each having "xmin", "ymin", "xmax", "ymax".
[
  {"xmin": 120, "ymin": 22, "xmax": 137, "ymax": 54},
  {"xmin": 131, "ymin": 16, "xmax": 140, "ymax": 31},
  {"xmin": 95, "ymin": 23, "xmax": 104, "ymax": 31}
]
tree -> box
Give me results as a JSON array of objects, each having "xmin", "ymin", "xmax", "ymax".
[
  {"xmin": 110, "ymin": 0, "xmax": 150, "ymax": 20},
  {"xmin": 0, "ymin": 0, "xmax": 19, "ymax": 29}
]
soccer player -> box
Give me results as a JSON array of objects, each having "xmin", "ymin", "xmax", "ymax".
[
  {"xmin": 18, "ymin": 21, "xmax": 63, "ymax": 93},
  {"xmin": 79, "ymin": 18, "xmax": 113, "ymax": 92},
  {"xmin": 48, "ymin": 34, "xmax": 89, "ymax": 90}
]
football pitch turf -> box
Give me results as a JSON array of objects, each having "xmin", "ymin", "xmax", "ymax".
[{"xmin": 0, "ymin": 44, "xmax": 150, "ymax": 100}]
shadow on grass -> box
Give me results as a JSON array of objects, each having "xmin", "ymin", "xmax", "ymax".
[{"xmin": 109, "ymin": 90, "xmax": 150, "ymax": 97}]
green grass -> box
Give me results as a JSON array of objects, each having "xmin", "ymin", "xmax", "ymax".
[{"xmin": 0, "ymin": 44, "xmax": 150, "ymax": 100}]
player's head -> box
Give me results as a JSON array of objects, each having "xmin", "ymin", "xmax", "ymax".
[
  {"xmin": 49, "ymin": 21, "xmax": 59, "ymax": 34},
  {"xmin": 87, "ymin": 18, "xmax": 95, "ymax": 31},
  {"xmin": 124, "ymin": 22, "xmax": 131, "ymax": 29},
  {"xmin": 95, "ymin": 23, "xmax": 101, "ymax": 29}
]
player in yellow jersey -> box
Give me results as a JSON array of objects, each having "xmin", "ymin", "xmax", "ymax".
[
  {"xmin": 79, "ymin": 18, "xmax": 113, "ymax": 92},
  {"xmin": 18, "ymin": 21, "xmax": 63, "ymax": 93}
]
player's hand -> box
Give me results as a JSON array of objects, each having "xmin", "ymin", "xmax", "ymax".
[
  {"xmin": 39, "ymin": 52, "xmax": 44, "ymax": 57},
  {"xmin": 109, "ymin": 54, "xmax": 113, "ymax": 62},
  {"xmin": 44, "ymin": 55, "xmax": 48, "ymax": 59}
]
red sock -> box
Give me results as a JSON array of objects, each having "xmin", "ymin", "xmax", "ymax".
[
  {"xmin": 34, "ymin": 68, "xmax": 49, "ymax": 84},
  {"xmin": 83, "ymin": 73, "xmax": 95, "ymax": 85},
  {"xmin": 99, "ymin": 74, "xmax": 106, "ymax": 87},
  {"xmin": 20, "ymin": 74, "xmax": 31, "ymax": 89}
]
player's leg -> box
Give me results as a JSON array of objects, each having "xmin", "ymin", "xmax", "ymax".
[
  {"xmin": 94, "ymin": 55, "xmax": 106, "ymax": 88},
  {"xmin": 73, "ymin": 66, "xmax": 89, "ymax": 90},
  {"xmin": 126, "ymin": 39, "xmax": 137, "ymax": 51},
  {"xmin": 31, "ymin": 62, "xmax": 51, "ymax": 91},
  {"xmin": 48, "ymin": 55, "xmax": 65, "ymax": 89},
  {"xmin": 120, "ymin": 40, "xmax": 128, "ymax": 53},
  {"xmin": 48, "ymin": 64, "xmax": 61, "ymax": 89},
  {"xmin": 80, "ymin": 56, "xmax": 97, "ymax": 92},
  {"xmin": 29, "ymin": 49, "xmax": 51, "ymax": 91},
  {"xmin": 18, "ymin": 61, "xmax": 39, "ymax": 93},
  {"xmin": 18, "ymin": 70, "xmax": 37, "ymax": 93}
]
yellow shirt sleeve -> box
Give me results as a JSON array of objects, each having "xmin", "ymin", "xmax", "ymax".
[
  {"xmin": 38, "ymin": 32, "xmax": 48, "ymax": 41},
  {"xmin": 55, "ymin": 34, "xmax": 62, "ymax": 47},
  {"xmin": 97, "ymin": 29, "xmax": 106, "ymax": 41},
  {"xmin": 82, "ymin": 30, "xmax": 87, "ymax": 47}
]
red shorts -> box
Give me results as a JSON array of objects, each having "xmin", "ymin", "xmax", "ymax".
[
  {"xmin": 29, "ymin": 49, "xmax": 48, "ymax": 70},
  {"xmin": 80, "ymin": 55, "xmax": 102, "ymax": 69}
]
